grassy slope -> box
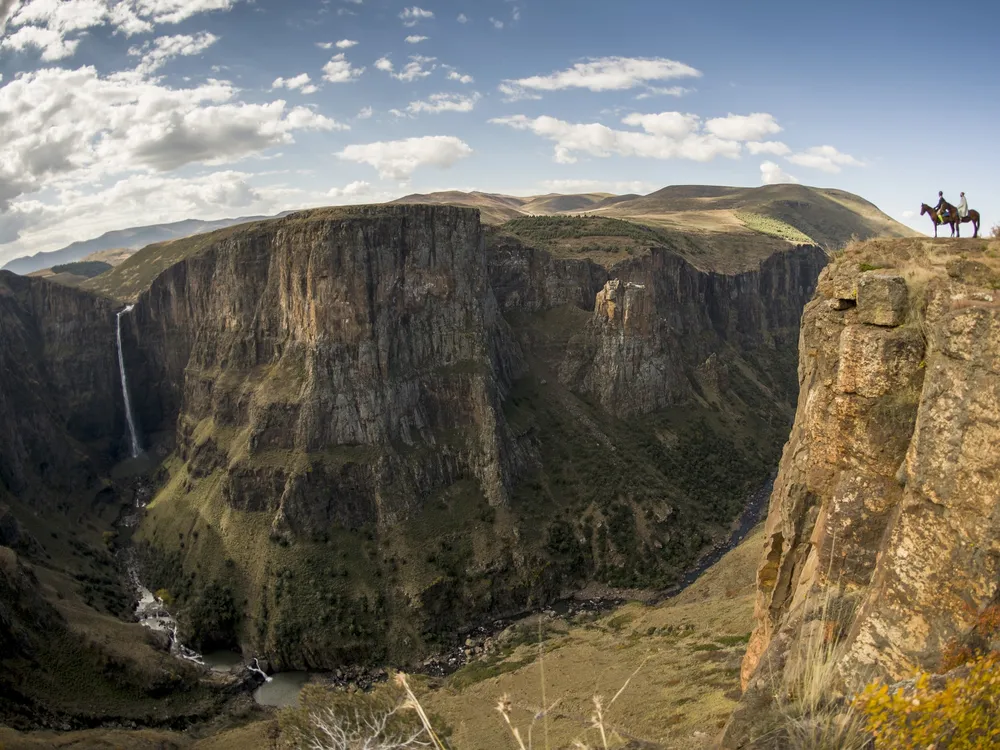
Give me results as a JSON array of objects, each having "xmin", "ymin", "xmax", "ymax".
[
  {"xmin": 0, "ymin": 491, "xmax": 220, "ymax": 727},
  {"xmin": 420, "ymin": 526, "xmax": 764, "ymax": 750},
  {"xmin": 0, "ymin": 526, "xmax": 763, "ymax": 749}
]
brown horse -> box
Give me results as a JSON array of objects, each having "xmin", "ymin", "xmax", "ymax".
[
  {"xmin": 921, "ymin": 203, "xmax": 959, "ymax": 237},
  {"xmin": 961, "ymin": 209, "xmax": 982, "ymax": 238},
  {"xmin": 921, "ymin": 203, "xmax": 981, "ymax": 238}
]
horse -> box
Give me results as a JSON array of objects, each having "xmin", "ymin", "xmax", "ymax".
[
  {"xmin": 961, "ymin": 209, "xmax": 981, "ymax": 238},
  {"xmin": 921, "ymin": 203, "xmax": 960, "ymax": 238},
  {"xmin": 921, "ymin": 203, "xmax": 982, "ymax": 238}
]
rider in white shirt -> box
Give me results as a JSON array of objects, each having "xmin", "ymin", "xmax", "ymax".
[{"xmin": 958, "ymin": 192, "xmax": 969, "ymax": 218}]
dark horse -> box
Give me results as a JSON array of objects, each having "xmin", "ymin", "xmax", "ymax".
[{"xmin": 921, "ymin": 203, "xmax": 981, "ymax": 238}]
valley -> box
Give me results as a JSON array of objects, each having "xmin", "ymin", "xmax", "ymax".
[{"xmin": 2, "ymin": 186, "xmax": 955, "ymax": 748}]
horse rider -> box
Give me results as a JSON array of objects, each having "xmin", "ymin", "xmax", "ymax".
[
  {"xmin": 958, "ymin": 192, "xmax": 969, "ymax": 219},
  {"xmin": 934, "ymin": 191, "xmax": 952, "ymax": 220}
]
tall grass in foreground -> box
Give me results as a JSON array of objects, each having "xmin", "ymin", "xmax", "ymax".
[
  {"xmin": 761, "ymin": 536, "xmax": 870, "ymax": 750},
  {"xmin": 281, "ymin": 617, "xmax": 649, "ymax": 750}
]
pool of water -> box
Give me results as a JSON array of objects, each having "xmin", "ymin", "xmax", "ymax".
[
  {"xmin": 202, "ymin": 650, "xmax": 245, "ymax": 672},
  {"xmin": 253, "ymin": 671, "xmax": 313, "ymax": 708}
]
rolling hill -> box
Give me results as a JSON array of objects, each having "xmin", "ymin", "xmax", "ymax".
[
  {"xmin": 390, "ymin": 184, "xmax": 917, "ymax": 272},
  {"xmin": 1, "ymin": 214, "xmax": 290, "ymax": 276}
]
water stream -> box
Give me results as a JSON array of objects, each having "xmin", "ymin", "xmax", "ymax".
[{"xmin": 116, "ymin": 304, "xmax": 142, "ymax": 458}]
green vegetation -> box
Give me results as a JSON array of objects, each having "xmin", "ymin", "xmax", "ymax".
[
  {"xmin": 50, "ymin": 260, "xmax": 113, "ymax": 277},
  {"xmin": 734, "ymin": 211, "xmax": 815, "ymax": 244},
  {"xmin": 502, "ymin": 215, "xmax": 672, "ymax": 245},
  {"xmin": 498, "ymin": 216, "xmax": 674, "ymax": 265},
  {"xmin": 500, "ymin": 216, "xmax": 669, "ymax": 246}
]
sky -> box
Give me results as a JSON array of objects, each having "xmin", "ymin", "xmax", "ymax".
[{"xmin": 1, "ymin": 0, "xmax": 998, "ymax": 265}]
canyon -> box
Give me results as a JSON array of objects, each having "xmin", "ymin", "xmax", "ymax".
[{"xmin": 7, "ymin": 191, "xmax": 968, "ymax": 747}]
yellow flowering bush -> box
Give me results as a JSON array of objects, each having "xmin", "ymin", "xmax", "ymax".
[{"xmin": 855, "ymin": 653, "xmax": 1000, "ymax": 749}]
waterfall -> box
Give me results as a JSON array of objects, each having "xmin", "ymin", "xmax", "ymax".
[
  {"xmin": 249, "ymin": 658, "xmax": 273, "ymax": 682},
  {"xmin": 116, "ymin": 305, "xmax": 142, "ymax": 457}
]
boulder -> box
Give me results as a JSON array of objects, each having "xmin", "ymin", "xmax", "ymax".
[{"xmin": 857, "ymin": 272, "xmax": 908, "ymax": 326}]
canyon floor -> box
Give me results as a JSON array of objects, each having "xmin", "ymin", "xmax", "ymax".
[{"xmin": 0, "ymin": 525, "xmax": 763, "ymax": 749}]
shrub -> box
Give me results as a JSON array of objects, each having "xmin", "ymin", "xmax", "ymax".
[
  {"xmin": 991, "ymin": 224, "xmax": 1000, "ymax": 239},
  {"xmin": 856, "ymin": 653, "xmax": 1000, "ymax": 749},
  {"xmin": 279, "ymin": 677, "xmax": 449, "ymax": 750},
  {"xmin": 154, "ymin": 588, "xmax": 174, "ymax": 606}
]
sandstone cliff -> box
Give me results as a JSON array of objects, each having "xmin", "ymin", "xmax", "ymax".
[{"xmin": 725, "ymin": 236, "xmax": 1000, "ymax": 747}]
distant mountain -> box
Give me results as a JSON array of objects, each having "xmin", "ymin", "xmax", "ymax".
[{"xmin": 1, "ymin": 214, "xmax": 287, "ymax": 276}]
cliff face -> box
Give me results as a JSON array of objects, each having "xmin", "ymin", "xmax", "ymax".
[
  {"xmin": 560, "ymin": 246, "xmax": 828, "ymax": 417},
  {"xmin": 118, "ymin": 207, "xmax": 829, "ymax": 668},
  {"xmin": 127, "ymin": 206, "xmax": 525, "ymax": 533},
  {"xmin": 726, "ymin": 237, "xmax": 1000, "ymax": 747},
  {"xmin": 0, "ymin": 271, "xmax": 123, "ymax": 498}
]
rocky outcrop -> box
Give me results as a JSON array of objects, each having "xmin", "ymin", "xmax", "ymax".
[
  {"xmin": 560, "ymin": 245, "xmax": 828, "ymax": 416},
  {"xmin": 725, "ymin": 237, "xmax": 1000, "ymax": 747},
  {"xmin": 0, "ymin": 271, "xmax": 124, "ymax": 498}
]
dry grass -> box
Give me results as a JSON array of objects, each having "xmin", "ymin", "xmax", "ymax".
[{"xmin": 415, "ymin": 526, "xmax": 764, "ymax": 750}]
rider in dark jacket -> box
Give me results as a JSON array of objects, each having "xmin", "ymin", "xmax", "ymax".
[{"xmin": 935, "ymin": 191, "xmax": 950, "ymax": 218}]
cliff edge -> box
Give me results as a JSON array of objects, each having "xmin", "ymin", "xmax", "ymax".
[{"xmin": 725, "ymin": 235, "xmax": 1000, "ymax": 747}]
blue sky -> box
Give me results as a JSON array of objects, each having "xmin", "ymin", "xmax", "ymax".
[{"xmin": 1, "ymin": 0, "xmax": 998, "ymax": 264}]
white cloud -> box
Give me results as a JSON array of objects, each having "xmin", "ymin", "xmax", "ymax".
[
  {"xmin": 1, "ymin": 25, "xmax": 81, "ymax": 60},
  {"xmin": 447, "ymin": 70, "xmax": 474, "ymax": 84},
  {"xmin": 335, "ymin": 38, "xmax": 358, "ymax": 48},
  {"xmin": 407, "ymin": 92, "xmax": 481, "ymax": 115},
  {"xmin": 499, "ymin": 56, "xmax": 701, "ymax": 100},
  {"xmin": 456, "ymin": 12, "xmax": 468, "ymax": 23},
  {"xmin": 405, "ymin": 34, "xmax": 428, "ymax": 43},
  {"xmin": 399, "ymin": 6, "xmax": 433, "ymax": 26},
  {"xmin": 760, "ymin": 161, "xmax": 798, "ymax": 185},
  {"xmin": 511, "ymin": 5, "xmax": 520, "ymax": 21},
  {"xmin": 705, "ymin": 113, "xmax": 781, "ymax": 141},
  {"xmin": 322, "ymin": 53, "xmax": 364, "ymax": 83},
  {"xmin": 1, "ymin": 0, "xmax": 243, "ymax": 61},
  {"xmin": 272, "ymin": 73, "xmax": 318, "ymax": 95},
  {"xmin": 0, "ymin": 65, "xmax": 346, "ymax": 247},
  {"xmin": 131, "ymin": 0, "xmax": 239, "ymax": 25},
  {"xmin": 129, "ymin": 31, "xmax": 218, "ymax": 75},
  {"xmin": 491, "ymin": 112, "xmax": 746, "ymax": 164},
  {"xmin": 316, "ymin": 41, "xmax": 334, "ymax": 49},
  {"xmin": 746, "ymin": 141, "xmax": 791, "ymax": 156},
  {"xmin": 327, "ymin": 180, "xmax": 371, "ymax": 198},
  {"xmin": 357, "ymin": 106, "xmax": 373, "ymax": 119},
  {"xmin": 901, "ymin": 209, "xmax": 915, "ymax": 219},
  {"xmin": 376, "ymin": 55, "xmax": 436, "ymax": 82},
  {"xmin": 635, "ymin": 86, "xmax": 692, "ymax": 100},
  {"xmin": 787, "ymin": 145, "xmax": 864, "ymax": 173},
  {"xmin": 621, "ymin": 112, "xmax": 700, "ymax": 139},
  {"xmin": 489, "ymin": 17, "xmax": 503, "ymax": 29},
  {"xmin": 337, "ymin": 136, "xmax": 473, "ymax": 180}
]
